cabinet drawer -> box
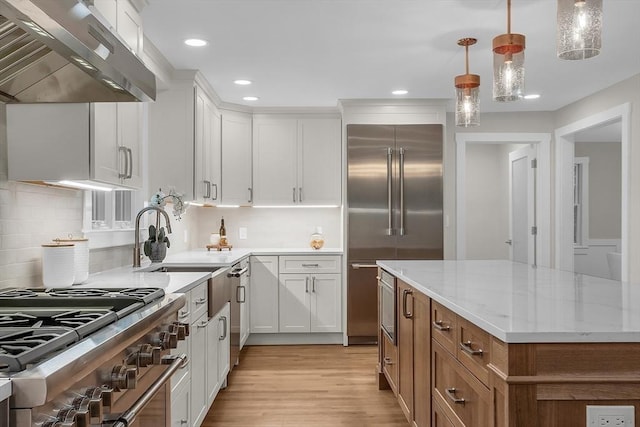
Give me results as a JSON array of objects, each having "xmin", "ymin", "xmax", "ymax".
[
  {"xmin": 432, "ymin": 399, "xmax": 456, "ymax": 427},
  {"xmin": 456, "ymin": 316, "xmax": 491, "ymax": 386},
  {"xmin": 382, "ymin": 331, "xmax": 398, "ymax": 395},
  {"xmin": 431, "ymin": 300, "xmax": 458, "ymax": 355},
  {"xmin": 432, "ymin": 340, "xmax": 490, "ymax": 427},
  {"xmin": 190, "ymin": 282, "xmax": 209, "ymax": 321},
  {"xmin": 279, "ymin": 255, "xmax": 341, "ymax": 274}
]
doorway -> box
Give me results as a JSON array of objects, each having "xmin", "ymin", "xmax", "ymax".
[
  {"xmin": 509, "ymin": 145, "xmax": 536, "ymax": 264},
  {"xmin": 554, "ymin": 103, "xmax": 630, "ymax": 280},
  {"xmin": 455, "ymin": 132, "xmax": 551, "ymax": 266}
]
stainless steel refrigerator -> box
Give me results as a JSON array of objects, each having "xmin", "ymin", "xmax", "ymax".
[{"xmin": 347, "ymin": 124, "xmax": 443, "ymax": 344}]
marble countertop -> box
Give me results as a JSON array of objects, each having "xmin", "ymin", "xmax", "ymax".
[
  {"xmin": 81, "ymin": 247, "xmax": 343, "ymax": 295},
  {"xmin": 0, "ymin": 380, "xmax": 10, "ymax": 402},
  {"xmin": 377, "ymin": 259, "xmax": 640, "ymax": 344}
]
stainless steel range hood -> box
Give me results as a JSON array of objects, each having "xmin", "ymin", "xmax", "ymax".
[{"xmin": 0, "ymin": 0, "xmax": 156, "ymax": 103}]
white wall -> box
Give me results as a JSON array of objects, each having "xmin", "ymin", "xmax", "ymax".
[
  {"xmin": 195, "ymin": 207, "xmax": 341, "ymax": 249},
  {"xmin": 574, "ymin": 141, "xmax": 621, "ymax": 239}
]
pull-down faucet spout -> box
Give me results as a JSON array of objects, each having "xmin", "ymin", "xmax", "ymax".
[{"xmin": 133, "ymin": 206, "xmax": 172, "ymax": 267}]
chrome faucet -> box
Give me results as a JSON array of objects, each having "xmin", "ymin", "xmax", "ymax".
[{"xmin": 133, "ymin": 206, "xmax": 172, "ymax": 267}]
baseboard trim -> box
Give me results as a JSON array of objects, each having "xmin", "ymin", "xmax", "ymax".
[{"xmin": 245, "ymin": 333, "xmax": 343, "ymax": 346}]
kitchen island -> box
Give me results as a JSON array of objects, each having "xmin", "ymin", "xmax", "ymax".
[{"xmin": 377, "ymin": 260, "xmax": 640, "ymax": 427}]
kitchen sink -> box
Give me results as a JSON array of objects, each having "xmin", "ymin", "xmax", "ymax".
[{"xmin": 141, "ymin": 265, "xmax": 221, "ymax": 273}]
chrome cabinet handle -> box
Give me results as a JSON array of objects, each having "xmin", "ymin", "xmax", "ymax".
[
  {"xmin": 293, "ymin": 187, "xmax": 297, "ymax": 203},
  {"xmin": 212, "ymin": 183, "xmax": 218, "ymax": 200},
  {"xmin": 180, "ymin": 420, "xmax": 188, "ymax": 425},
  {"xmin": 299, "ymin": 187, "xmax": 303, "ymax": 203},
  {"xmin": 194, "ymin": 297, "xmax": 207, "ymax": 306},
  {"xmin": 432, "ymin": 320, "xmax": 451, "ymax": 332},
  {"xmin": 219, "ymin": 316, "xmax": 227, "ymax": 340},
  {"xmin": 178, "ymin": 310, "xmax": 190, "ymax": 319},
  {"xmin": 505, "ymin": 239, "xmax": 513, "ymax": 245},
  {"xmin": 402, "ymin": 288, "xmax": 413, "ymax": 318},
  {"xmin": 351, "ymin": 263, "xmax": 378, "ymax": 269},
  {"xmin": 460, "ymin": 340, "xmax": 483, "ymax": 356},
  {"xmin": 399, "ymin": 147, "xmax": 405, "ymax": 236},
  {"xmin": 236, "ymin": 285, "xmax": 246, "ymax": 303},
  {"xmin": 196, "ymin": 319, "xmax": 208, "ymax": 329},
  {"xmin": 118, "ymin": 146, "xmax": 128, "ymax": 179},
  {"xmin": 248, "ymin": 187, "xmax": 253, "ymax": 203},
  {"xmin": 301, "ymin": 263, "xmax": 320, "ymax": 268},
  {"xmin": 305, "ymin": 276, "xmax": 309, "ymax": 293},
  {"xmin": 311, "ymin": 276, "xmax": 316, "ymax": 293},
  {"xmin": 127, "ymin": 147, "xmax": 133, "ymax": 179},
  {"xmin": 383, "ymin": 357, "xmax": 394, "ymax": 366},
  {"xmin": 445, "ymin": 388, "xmax": 465, "ymax": 405},
  {"xmin": 386, "ymin": 147, "xmax": 393, "ymax": 236},
  {"xmin": 203, "ymin": 180, "xmax": 211, "ymax": 199}
]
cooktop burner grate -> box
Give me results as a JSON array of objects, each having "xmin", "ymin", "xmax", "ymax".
[
  {"xmin": 0, "ymin": 328, "xmax": 78, "ymax": 372},
  {"xmin": 0, "ymin": 289, "xmax": 38, "ymax": 298}
]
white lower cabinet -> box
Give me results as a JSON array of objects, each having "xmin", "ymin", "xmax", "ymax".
[
  {"xmin": 190, "ymin": 311, "xmax": 209, "ymax": 427},
  {"xmin": 249, "ymin": 256, "xmax": 279, "ymax": 333},
  {"xmin": 279, "ymin": 273, "xmax": 341, "ymax": 333},
  {"xmin": 239, "ymin": 260, "xmax": 251, "ymax": 349},
  {"xmin": 217, "ymin": 303, "xmax": 231, "ymax": 383},
  {"xmin": 170, "ymin": 378, "xmax": 191, "ymax": 427}
]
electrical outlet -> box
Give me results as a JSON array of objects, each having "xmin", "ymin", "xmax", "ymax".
[
  {"xmin": 587, "ymin": 406, "xmax": 635, "ymax": 427},
  {"xmin": 239, "ymin": 227, "xmax": 247, "ymax": 240}
]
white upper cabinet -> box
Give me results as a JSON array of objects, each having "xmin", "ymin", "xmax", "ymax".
[
  {"xmin": 7, "ymin": 103, "xmax": 142, "ymax": 189},
  {"xmin": 252, "ymin": 116, "xmax": 341, "ymax": 206},
  {"xmin": 93, "ymin": 0, "xmax": 143, "ymax": 55},
  {"xmin": 148, "ymin": 77, "xmax": 220, "ymax": 202},
  {"xmin": 221, "ymin": 110, "xmax": 253, "ymax": 205}
]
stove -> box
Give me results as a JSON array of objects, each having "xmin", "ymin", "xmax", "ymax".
[{"xmin": 0, "ymin": 287, "xmax": 188, "ymax": 427}]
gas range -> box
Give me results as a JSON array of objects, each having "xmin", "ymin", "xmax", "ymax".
[{"xmin": 0, "ymin": 287, "xmax": 188, "ymax": 427}]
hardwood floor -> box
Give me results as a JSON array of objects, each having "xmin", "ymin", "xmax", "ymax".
[{"xmin": 202, "ymin": 345, "xmax": 409, "ymax": 427}]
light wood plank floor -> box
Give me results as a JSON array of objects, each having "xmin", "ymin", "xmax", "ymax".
[{"xmin": 202, "ymin": 345, "xmax": 409, "ymax": 427}]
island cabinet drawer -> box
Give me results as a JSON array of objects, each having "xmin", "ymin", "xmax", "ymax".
[
  {"xmin": 456, "ymin": 317, "xmax": 491, "ymax": 386},
  {"xmin": 432, "ymin": 340, "xmax": 490, "ymax": 427},
  {"xmin": 381, "ymin": 331, "xmax": 398, "ymax": 395},
  {"xmin": 431, "ymin": 301, "xmax": 458, "ymax": 355},
  {"xmin": 432, "ymin": 399, "xmax": 456, "ymax": 427},
  {"xmin": 279, "ymin": 255, "xmax": 341, "ymax": 274},
  {"xmin": 190, "ymin": 282, "xmax": 209, "ymax": 321}
]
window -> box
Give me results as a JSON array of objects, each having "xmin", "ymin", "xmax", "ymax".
[
  {"xmin": 83, "ymin": 189, "xmax": 141, "ymax": 249},
  {"xmin": 573, "ymin": 157, "xmax": 589, "ymax": 246}
]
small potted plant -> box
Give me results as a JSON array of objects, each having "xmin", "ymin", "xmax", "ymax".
[{"xmin": 143, "ymin": 224, "xmax": 171, "ymax": 263}]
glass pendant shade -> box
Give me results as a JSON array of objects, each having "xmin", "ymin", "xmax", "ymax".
[
  {"xmin": 492, "ymin": 33, "xmax": 525, "ymax": 102},
  {"xmin": 455, "ymin": 86, "xmax": 480, "ymax": 127},
  {"xmin": 557, "ymin": 0, "xmax": 602, "ymax": 60}
]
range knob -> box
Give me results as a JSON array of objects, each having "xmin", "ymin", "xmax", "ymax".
[
  {"xmin": 171, "ymin": 322, "xmax": 189, "ymax": 340},
  {"xmin": 159, "ymin": 331, "xmax": 178, "ymax": 349},
  {"xmin": 72, "ymin": 396, "xmax": 101, "ymax": 426},
  {"xmin": 111, "ymin": 365, "xmax": 137, "ymax": 391},
  {"xmin": 84, "ymin": 386, "xmax": 113, "ymax": 409},
  {"xmin": 138, "ymin": 344, "xmax": 162, "ymax": 367},
  {"xmin": 55, "ymin": 408, "xmax": 78, "ymax": 427}
]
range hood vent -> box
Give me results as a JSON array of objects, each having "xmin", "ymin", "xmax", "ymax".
[{"xmin": 0, "ymin": 0, "xmax": 155, "ymax": 103}]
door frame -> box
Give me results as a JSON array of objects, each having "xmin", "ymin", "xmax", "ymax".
[
  {"xmin": 455, "ymin": 132, "xmax": 551, "ymax": 266},
  {"xmin": 508, "ymin": 146, "xmax": 536, "ymax": 265},
  {"xmin": 554, "ymin": 103, "xmax": 631, "ymax": 280}
]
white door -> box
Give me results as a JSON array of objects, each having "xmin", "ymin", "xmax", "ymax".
[
  {"xmin": 249, "ymin": 256, "xmax": 279, "ymax": 333},
  {"xmin": 206, "ymin": 311, "xmax": 220, "ymax": 406},
  {"xmin": 299, "ymin": 118, "xmax": 342, "ymax": 205},
  {"xmin": 279, "ymin": 274, "xmax": 311, "ymax": 333},
  {"xmin": 310, "ymin": 273, "xmax": 341, "ymax": 333},
  {"xmin": 508, "ymin": 146, "xmax": 536, "ymax": 264},
  {"xmin": 221, "ymin": 111, "xmax": 253, "ymax": 205},
  {"xmin": 217, "ymin": 303, "xmax": 231, "ymax": 382}
]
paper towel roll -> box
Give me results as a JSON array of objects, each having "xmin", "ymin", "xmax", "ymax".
[
  {"xmin": 55, "ymin": 237, "xmax": 89, "ymax": 284},
  {"xmin": 42, "ymin": 243, "xmax": 75, "ymax": 288}
]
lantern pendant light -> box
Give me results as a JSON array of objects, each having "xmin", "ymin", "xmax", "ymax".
[
  {"xmin": 557, "ymin": 0, "xmax": 602, "ymax": 60},
  {"xmin": 455, "ymin": 38, "xmax": 480, "ymax": 127},
  {"xmin": 492, "ymin": 0, "xmax": 525, "ymax": 102}
]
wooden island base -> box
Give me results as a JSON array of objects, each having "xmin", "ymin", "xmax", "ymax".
[{"xmin": 377, "ymin": 272, "xmax": 640, "ymax": 427}]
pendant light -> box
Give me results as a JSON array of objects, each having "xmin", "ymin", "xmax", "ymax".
[
  {"xmin": 557, "ymin": 0, "xmax": 602, "ymax": 60},
  {"xmin": 455, "ymin": 38, "xmax": 480, "ymax": 127},
  {"xmin": 492, "ymin": 0, "xmax": 525, "ymax": 102}
]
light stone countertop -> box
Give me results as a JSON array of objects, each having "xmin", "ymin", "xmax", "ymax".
[
  {"xmin": 377, "ymin": 259, "xmax": 640, "ymax": 344},
  {"xmin": 0, "ymin": 379, "xmax": 11, "ymax": 401}
]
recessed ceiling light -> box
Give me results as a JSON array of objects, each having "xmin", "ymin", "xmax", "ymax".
[
  {"xmin": 243, "ymin": 96, "xmax": 259, "ymax": 101},
  {"xmin": 523, "ymin": 94, "xmax": 541, "ymax": 100},
  {"xmin": 234, "ymin": 79, "xmax": 252, "ymax": 85},
  {"xmin": 392, "ymin": 90, "xmax": 408, "ymax": 95},
  {"xmin": 184, "ymin": 38, "xmax": 207, "ymax": 47}
]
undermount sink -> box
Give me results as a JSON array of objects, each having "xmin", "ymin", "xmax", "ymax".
[{"xmin": 141, "ymin": 265, "xmax": 221, "ymax": 273}]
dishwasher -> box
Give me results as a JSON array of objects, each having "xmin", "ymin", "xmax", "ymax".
[{"xmin": 227, "ymin": 258, "xmax": 249, "ymax": 368}]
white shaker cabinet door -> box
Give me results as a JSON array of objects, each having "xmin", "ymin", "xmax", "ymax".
[
  {"xmin": 117, "ymin": 102, "xmax": 143, "ymax": 188},
  {"xmin": 92, "ymin": 103, "xmax": 121, "ymax": 186},
  {"xmin": 279, "ymin": 274, "xmax": 311, "ymax": 333},
  {"xmin": 221, "ymin": 110, "xmax": 253, "ymax": 205},
  {"xmin": 252, "ymin": 118, "xmax": 298, "ymax": 205},
  {"xmin": 217, "ymin": 303, "xmax": 231, "ymax": 384},
  {"xmin": 310, "ymin": 273, "xmax": 342, "ymax": 333},
  {"xmin": 190, "ymin": 312, "xmax": 208, "ymax": 427}
]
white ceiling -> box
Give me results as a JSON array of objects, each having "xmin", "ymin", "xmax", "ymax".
[{"xmin": 141, "ymin": 0, "xmax": 640, "ymax": 112}]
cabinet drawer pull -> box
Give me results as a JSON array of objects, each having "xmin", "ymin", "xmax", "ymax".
[
  {"xmin": 383, "ymin": 357, "xmax": 394, "ymax": 366},
  {"xmin": 312, "ymin": 276, "xmax": 316, "ymax": 293},
  {"xmin": 301, "ymin": 263, "xmax": 320, "ymax": 268},
  {"xmin": 219, "ymin": 316, "xmax": 228, "ymax": 340},
  {"xmin": 194, "ymin": 298, "xmax": 207, "ymax": 305},
  {"xmin": 178, "ymin": 310, "xmax": 190, "ymax": 319},
  {"xmin": 402, "ymin": 288, "xmax": 413, "ymax": 318},
  {"xmin": 305, "ymin": 276, "xmax": 309, "ymax": 293},
  {"xmin": 196, "ymin": 320, "xmax": 208, "ymax": 329},
  {"xmin": 445, "ymin": 387, "xmax": 465, "ymax": 405},
  {"xmin": 432, "ymin": 320, "xmax": 451, "ymax": 331},
  {"xmin": 460, "ymin": 340, "xmax": 483, "ymax": 356}
]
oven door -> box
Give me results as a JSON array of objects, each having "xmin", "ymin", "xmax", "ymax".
[{"xmin": 379, "ymin": 272, "xmax": 396, "ymax": 345}]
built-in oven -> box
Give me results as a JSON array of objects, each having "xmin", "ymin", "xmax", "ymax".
[{"xmin": 378, "ymin": 269, "xmax": 397, "ymax": 345}]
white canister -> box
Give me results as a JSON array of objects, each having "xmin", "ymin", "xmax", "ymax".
[
  {"xmin": 42, "ymin": 243, "xmax": 75, "ymax": 288},
  {"xmin": 210, "ymin": 233, "xmax": 221, "ymax": 245},
  {"xmin": 55, "ymin": 237, "xmax": 89, "ymax": 284}
]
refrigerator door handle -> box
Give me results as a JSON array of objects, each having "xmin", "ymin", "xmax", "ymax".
[
  {"xmin": 386, "ymin": 147, "xmax": 393, "ymax": 236},
  {"xmin": 351, "ymin": 263, "xmax": 378, "ymax": 269},
  {"xmin": 399, "ymin": 147, "xmax": 405, "ymax": 236}
]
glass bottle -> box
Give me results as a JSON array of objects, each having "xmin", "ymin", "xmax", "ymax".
[
  {"xmin": 310, "ymin": 226, "xmax": 324, "ymax": 250},
  {"xmin": 219, "ymin": 217, "xmax": 227, "ymax": 246}
]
